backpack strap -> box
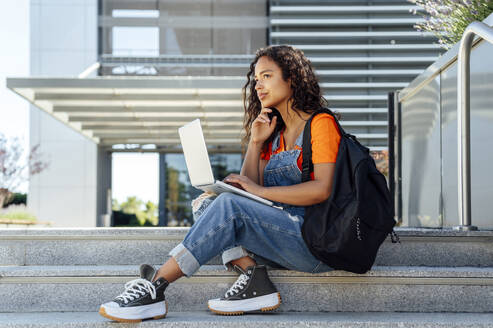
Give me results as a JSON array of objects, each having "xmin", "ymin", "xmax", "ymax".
[
  {"xmin": 301, "ymin": 107, "xmax": 346, "ymax": 182},
  {"xmin": 301, "ymin": 112, "xmax": 316, "ymax": 182}
]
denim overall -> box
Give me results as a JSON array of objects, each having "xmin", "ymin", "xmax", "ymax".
[
  {"xmin": 263, "ymin": 129, "xmax": 305, "ymax": 217},
  {"xmin": 169, "ymin": 129, "xmax": 334, "ymax": 276}
]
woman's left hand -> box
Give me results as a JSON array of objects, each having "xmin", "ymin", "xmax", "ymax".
[{"xmin": 223, "ymin": 174, "xmax": 264, "ymax": 196}]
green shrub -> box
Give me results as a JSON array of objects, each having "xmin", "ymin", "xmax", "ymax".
[
  {"xmin": 409, "ymin": 0, "xmax": 493, "ymax": 49},
  {"xmin": 2, "ymin": 193, "xmax": 27, "ymax": 208},
  {"xmin": 112, "ymin": 196, "xmax": 158, "ymax": 226}
]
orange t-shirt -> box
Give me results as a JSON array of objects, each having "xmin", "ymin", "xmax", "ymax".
[{"xmin": 260, "ymin": 113, "xmax": 341, "ymax": 180}]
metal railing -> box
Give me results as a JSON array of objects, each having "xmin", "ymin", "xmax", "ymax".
[
  {"xmin": 391, "ymin": 14, "xmax": 493, "ymax": 229},
  {"xmin": 455, "ymin": 21, "xmax": 493, "ymax": 231}
]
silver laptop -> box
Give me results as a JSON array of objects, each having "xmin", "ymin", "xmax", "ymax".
[{"xmin": 178, "ymin": 119, "xmax": 281, "ymax": 209}]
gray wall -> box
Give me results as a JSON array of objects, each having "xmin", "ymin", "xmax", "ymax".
[
  {"xmin": 398, "ymin": 31, "xmax": 493, "ymax": 229},
  {"xmin": 29, "ymin": 0, "xmax": 99, "ymax": 227}
]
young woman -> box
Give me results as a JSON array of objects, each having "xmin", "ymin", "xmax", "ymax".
[{"xmin": 99, "ymin": 45, "xmax": 341, "ymax": 323}]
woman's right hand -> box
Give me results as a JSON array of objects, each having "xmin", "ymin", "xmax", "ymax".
[{"xmin": 250, "ymin": 107, "xmax": 278, "ymax": 144}]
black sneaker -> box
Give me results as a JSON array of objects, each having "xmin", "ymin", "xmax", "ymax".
[
  {"xmin": 208, "ymin": 264, "xmax": 281, "ymax": 315},
  {"xmin": 99, "ymin": 264, "xmax": 169, "ymax": 323}
]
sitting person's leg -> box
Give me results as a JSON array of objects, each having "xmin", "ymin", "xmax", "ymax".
[
  {"xmin": 229, "ymin": 256, "xmax": 257, "ymax": 271},
  {"xmin": 203, "ymin": 193, "xmax": 334, "ymax": 315},
  {"xmin": 155, "ymin": 192, "xmax": 260, "ymax": 278},
  {"xmin": 165, "ymin": 192, "xmax": 265, "ymax": 277},
  {"xmin": 99, "ymin": 192, "xmax": 330, "ymax": 321},
  {"xmin": 162, "ymin": 192, "xmax": 331, "ymax": 314},
  {"xmin": 165, "ymin": 191, "xmax": 318, "ymax": 277},
  {"xmin": 150, "ymin": 254, "xmax": 255, "ymax": 284},
  {"xmin": 151, "ymin": 256, "xmax": 184, "ymax": 283},
  {"xmin": 148, "ymin": 191, "xmax": 257, "ymax": 284},
  {"xmin": 98, "ymin": 192, "xmax": 264, "ymax": 322}
]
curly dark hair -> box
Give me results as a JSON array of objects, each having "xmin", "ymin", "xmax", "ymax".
[{"xmin": 241, "ymin": 45, "xmax": 336, "ymax": 155}]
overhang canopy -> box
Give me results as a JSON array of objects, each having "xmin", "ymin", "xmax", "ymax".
[{"xmin": 7, "ymin": 76, "xmax": 250, "ymax": 152}]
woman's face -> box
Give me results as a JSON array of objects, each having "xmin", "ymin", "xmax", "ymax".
[{"xmin": 254, "ymin": 56, "xmax": 292, "ymax": 110}]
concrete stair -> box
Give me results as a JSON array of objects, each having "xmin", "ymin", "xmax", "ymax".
[
  {"xmin": 1, "ymin": 227, "xmax": 492, "ymax": 266},
  {"xmin": 0, "ymin": 227, "xmax": 492, "ymax": 327},
  {"xmin": 1, "ymin": 264, "xmax": 492, "ymax": 313},
  {"xmin": 1, "ymin": 312, "xmax": 493, "ymax": 328}
]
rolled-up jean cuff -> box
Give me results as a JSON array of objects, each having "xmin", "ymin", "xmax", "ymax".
[
  {"xmin": 169, "ymin": 243, "xmax": 200, "ymax": 277},
  {"xmin": 222, "ymin": 246, "xmax": 253, "ymax": 271}
]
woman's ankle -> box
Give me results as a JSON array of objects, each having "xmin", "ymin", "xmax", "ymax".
[
  {"xmin": 230, "ymin": 256, "xmax": 257, "ymax": 271},
  {"xmin": 153, "ymin": 257, "xmax": 185, "ymax": 283}
]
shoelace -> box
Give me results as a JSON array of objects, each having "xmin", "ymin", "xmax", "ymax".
[
  {"xmin": 115, "ymin": 278, "xmax": 156, "ymax": 304},
  {"xmin": 225, "ymin": 273, "xmax": 250, "ymax": 297}
]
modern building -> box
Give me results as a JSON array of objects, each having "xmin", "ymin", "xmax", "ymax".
[{"xmin": 8, "ymin": 0, "xmax": 443, "ymax": 227}]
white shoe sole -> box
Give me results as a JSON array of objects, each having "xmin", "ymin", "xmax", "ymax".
[
  {"xmin": 208, "ymin": 292, "xmax": 281, "ymax": 315},
  {"xmin": 99, "ymin": 300, "xmax": 168, "ymax": 323}
]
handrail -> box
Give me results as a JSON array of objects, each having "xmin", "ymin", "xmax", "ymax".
[
  {"xmin": 78, "ymin": 62, "xmax": 101, "ymax": 78},
  {"xmin": 455, "ymin": 21, "xmax": 493, "ymax": 231},
  {"xmin": 398, "ymin": 13, "xmax": 493, "ymax": 104}
]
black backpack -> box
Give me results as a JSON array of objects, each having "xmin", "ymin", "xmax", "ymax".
[{"xmin": 301, "ymin": 108, "xmax": 399, "ymax": 274}]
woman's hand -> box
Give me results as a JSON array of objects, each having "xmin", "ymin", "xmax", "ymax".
[
  {"xmin": 250, "ymin": 107, "xmax": 278, "ymax": 144},
  {"xmin": 224, "ymin": 174, "xmax": 265, "ymax": 196}
]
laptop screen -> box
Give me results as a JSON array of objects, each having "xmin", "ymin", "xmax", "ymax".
[{"xmin": 178, "ymin": 119, "xmax": 215, "ymax": 187}]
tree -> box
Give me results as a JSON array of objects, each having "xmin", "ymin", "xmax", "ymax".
[
  {"xmin": 119, "ymin": 196, "xmax": 143, "ymax": 214},
  {"xmin": 141, "ymin": 201, "xmax": 158, "ymax": 226},
  {"xmin": 409, "ymin": 0, "xmax": 493, "ymax": 49},
  {"xmin": 0, "ymin": 133, "xmax": 49, "ymax": 207},
  {"xmin": 114, "ymin": 196, "xmax": 159, "ymax": 226},
  {"xmin": 166, "ymin": 166, "xmax": 193, "ymax": 226}
]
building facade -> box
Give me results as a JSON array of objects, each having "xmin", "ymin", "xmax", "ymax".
[{"xmin": 25, "ymin": 0, "xmax": 441, "ymax": 227}]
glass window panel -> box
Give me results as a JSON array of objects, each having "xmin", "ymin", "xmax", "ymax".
[
  {"xmin": 112, "ymin": 27, "xmax": 159, "ymax": 57},
  {"xmin": 112, "ymin": 10, "xmax": 159, "ymax": 18},
  {"xmin": 100, "ymin": 0, "xmax": 267, "ymax": 74},
  {"xmin": 164, "ymin": 153, "xmax": 242, "ymax": 227},
  {"xmin": 111, "ymin": 153, "xmax": 159, "ymax": 227}
]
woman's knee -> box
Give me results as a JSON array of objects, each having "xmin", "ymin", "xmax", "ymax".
[
  {"xmin": 216, "ymin": 192, "xmax": 254, "ymax": 210},
  {"xmin": 197, "ymin": 192, "xmax": 254, "ymax": 228},
  {"xmin": 215, "ymin": 191, "xmax": 236, "ymax": 202},
  {"xmin": 212, "ymin": 192, "xmax": 244, "ymax": 212}
]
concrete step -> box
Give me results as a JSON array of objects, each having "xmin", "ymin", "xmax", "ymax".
[
  {"xmin": 1, "ymin": 265, "xmax": 492, "ymax": 313},
  {"xmin": 1, "ymin": 311, "xmax": 493, "ymax": 328},
  {"xmin": 1, "ymin": 227, "xmax": 492, "ymax": 267}
]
